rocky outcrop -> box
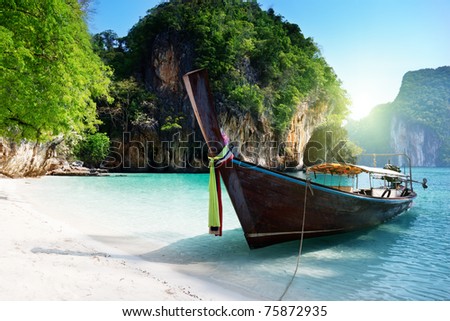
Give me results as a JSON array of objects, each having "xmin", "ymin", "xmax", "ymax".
[
  {"xmin": 107, "ymin": 29, "xmax": 328, "ymax": 173},
  {"xmin": 109, "ymin": 100, "xmax": 326, "ymax": 173},
  {"xmin": 105, "ymin": 103, "xmax": 325, "ymax": 172},
  {"xmin": 0, "ymin": 139, "xmax": 110, "ymax": 177},
  {"xmin": 0, "ymin": 139, "xmax": 63, "ymax": 178},
  {"xmin": 150, "ymin": 32, "xmax": 190, "ymax": 95},
  {"xmin": 391, "ymin": 115, "xmax": 441, "ymax": 166},
  {"xmin": 219, "ymin": 100, "xmax": 326, "ymax": 170},
  {"xmin": 48, "ymin": 166, "xmax": 109, "ymax": 176}
]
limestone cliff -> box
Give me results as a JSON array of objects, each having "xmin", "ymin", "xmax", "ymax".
[
  {"xmin": 105, "ymin": 74, "xmax": 327, "ymax": 173},
  {"xmin": 390, "ymin": 115, "xmax": 441, "ymax": 166},
  {"xmin": 101, "ymin": 28, "xmax": 330, "ymax": 172},
  {"xmin": 0, "ymin": 139, "xmax": 62, "ymax": 178},
  {"xmin": 95, "ymin": 1, "xmax": 349, "ymax": 173},
  {"xmin": 219, "ymin": 101, "xmax": 326, "ymax": 170}
]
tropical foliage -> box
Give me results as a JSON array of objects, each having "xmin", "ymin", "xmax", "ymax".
[
  {"xmin": 394, "ymin": 67, "xmax": 450, "ymax": 164},
  {"xmin": 304, "ymin": 115, "xmax": 362, "ymax": 165},
  {"xmin": 98, "ymin": 0, "xmax": 349, "ymax": 135},
  {"xmin": 74, "ymin": 132, "xmax": 110, "ymax": 167},
  {"xmin": 0, "ymin": 0, "xmax": 111, "ymax": 142}
]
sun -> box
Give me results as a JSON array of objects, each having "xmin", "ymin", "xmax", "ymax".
[{"xmin": 347, "ymin": 92, "xmax": 379, "ymax": 120}]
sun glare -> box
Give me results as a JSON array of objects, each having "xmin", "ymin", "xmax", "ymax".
[
  {"xmin": 347, "ymin": 88, "xmax": 389, "ymax": 120},
  {"xmin": 349, "ymin": 104, "xmax": 372, "ymax": 120},
  {"xmin": 348, "ymin": 97, "xmax": 375, "ymax": 120}
]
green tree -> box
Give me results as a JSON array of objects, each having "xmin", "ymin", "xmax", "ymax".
[
  {"xmin": 92, "ymin": 30, "xmax": 129, "ymax": 79},
  {"xmin": 0, "ymin": 0, "xmax": 111, "ymax": 142},
  {"xmin": 304, "ymin": 116, "xmax": 362, "ymax": 166},
  {"xmin": 74, "ymin": 132, "xmax": 110, "ymax": 167},
  {"xmin": 97, "ymin": 77, "xmax": 157, "ymax": 134}
]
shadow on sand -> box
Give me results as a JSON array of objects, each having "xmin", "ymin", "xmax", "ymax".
[
  {"xmin": 137, "ymin": 209, "xmax": 418, "ymax": 266},
  {"xmin": 31, "ymin": 247, "xmax": 111, "ymax": 257}
]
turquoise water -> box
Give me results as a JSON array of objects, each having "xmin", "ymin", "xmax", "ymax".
[{"xmin": 15, "ymin": 168, "xmax": 450, "ymax": 300}]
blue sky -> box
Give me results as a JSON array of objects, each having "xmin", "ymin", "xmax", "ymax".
[{"xmin": 88, "ymin": 0, "xmax": 450, "ymax": 119}]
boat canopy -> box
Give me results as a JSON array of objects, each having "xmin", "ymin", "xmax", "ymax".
[{"xmin": 307, "ymin": 163, "xmax": 406, "ymax": 177}]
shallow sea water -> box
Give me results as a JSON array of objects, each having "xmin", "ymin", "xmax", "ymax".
[{"xmin": 13, "ymin": 168, "xmax": 450, "ymax": 300}]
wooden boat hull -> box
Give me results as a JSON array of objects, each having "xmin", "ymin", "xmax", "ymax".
[{"xmin": 220, "ymin": 160, "xmax": 415, "ymax": 248}]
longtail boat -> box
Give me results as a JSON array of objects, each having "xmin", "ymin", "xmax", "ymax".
[{"xmin": 183, "ymin": 69, "xmax": 419, "ymax": 249}]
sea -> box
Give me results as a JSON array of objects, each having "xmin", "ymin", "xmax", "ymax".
[{"xmin": 10, "ymin": 167, "xmax": 450, "ymax": 300}]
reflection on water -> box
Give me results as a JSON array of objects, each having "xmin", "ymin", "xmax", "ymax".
[{"xmin": 137, "ymin": 212, "xmax": 422, "ymax": 300}]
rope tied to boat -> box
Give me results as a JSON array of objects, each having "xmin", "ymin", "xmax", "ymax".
[
  {"xmin": 208, "ymin": 144, "xmax": 234, "ymax": 236},
  {"xmin": 280, "ymin": 177, "xmax": 313, "ymax": 300}
]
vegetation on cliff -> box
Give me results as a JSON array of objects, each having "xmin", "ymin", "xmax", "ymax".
[
  {"xmin": 95, "ymin": 0, "xmax": 349, "ymax": 136},
  {"xmin": 394, "ymin": 67, "xmax": 450, "ymax": 146},
  {"xmin": 73, "ymin": 132, "xmax": 110, "ymax": 168},
  {"xmin": 0, "ymin": 0, "xmax": 111, "ymax": 142},
  {"xmin": 304, "ymin": 114, "xmax": 362, "ymax": 165}
]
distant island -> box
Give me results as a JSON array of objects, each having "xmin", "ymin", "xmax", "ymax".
[{"xmin": 346, "ymin": 66, "xmax": 450, "ymax": 167}]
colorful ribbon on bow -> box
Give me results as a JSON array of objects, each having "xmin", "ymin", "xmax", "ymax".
[{"xmin": 208, "ymin": 145, "xmax": 233, "ymax": 236}]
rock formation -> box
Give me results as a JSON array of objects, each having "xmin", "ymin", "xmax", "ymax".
[
  {"xmin": 390, "ymin": 115, "xmax": 442, "ymax": 167},
  {"xmin": 0, "ymin": 139, "xmax": 62, "ymax": 178},
  {"xmin": 105, "ymin": 29, "xmax": 328, "ymax": 173}
]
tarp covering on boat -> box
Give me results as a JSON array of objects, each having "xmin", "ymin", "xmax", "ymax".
[
  {"xmin": 307, "ymin": 163, "xmax": 364, "ymax": 175},
  {"xmin": 307, "ymin": 163, "xmax": 406, "ymax": 177}
]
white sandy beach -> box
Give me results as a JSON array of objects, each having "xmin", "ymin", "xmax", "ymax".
[{"xmin": 0, "ymin": 177, "xmax": 253, "ymax": 301}]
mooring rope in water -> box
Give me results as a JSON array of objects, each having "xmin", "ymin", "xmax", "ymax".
[{"xmin": 279, "ymin": 178, "xmax": 313, "ymax": 301}]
